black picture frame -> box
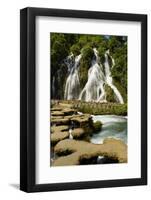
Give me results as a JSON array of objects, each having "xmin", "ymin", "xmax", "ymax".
[{"xmin": 20, "ymin": 7, "xmax": 147, "ymax": 192}]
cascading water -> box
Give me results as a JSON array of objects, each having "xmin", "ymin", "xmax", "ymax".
[
  {"xmin": 64, "ymin": 48, "xmax": 124, "ymax": 104},
  {"xmin": 79, "ymin": 48, "xmax": 106, "ymax": 102},
  {"xmin": 64, "ymin": 54, "xmax": 82, "ymax": 100},
  {"xmin": 104, "ymin": 52, "xmax": 124, "ymax": 104}
]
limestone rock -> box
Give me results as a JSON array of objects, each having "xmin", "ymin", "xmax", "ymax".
[
  {"xmin": 51, "ymin": 111, "xmax": 65, "ymax": 116},
  {"xmin": 51, "ymin": 131, "xmax": 69, "ymax": 146},
  {"xmin": 71, "ymin": 128, "xmax": 85, "ymax": 138},
  {"xmin": 53, "ymin": 138, "xmax": 127, "ymax": 166},
  {"xmin": 51, "ymin": 125, "xmax": 69, "ymax": 133},
  {"xmin": 51, "ymin": 118, "xmax": 70, "ymax": 126}
]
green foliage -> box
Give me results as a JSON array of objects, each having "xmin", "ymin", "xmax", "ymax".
[
  {"xmin": 93, "ymin": 121, "xmax": 102, "ymax": 132},
  {"xmin": 70, "ymin": 44, "xmax": 81, "ymax": 56},
  {"xmin": 81, "ymin": 45, "xmax": 94, "ymax": 60},
  {"xmin": 78, "ymin": 45, "xmax": 94, "ymax": 89},
  {"xmin": 105, "ymin": 84, "xmax": 116, "ymax": 102},
  {"xmin": 98, "ymin": 46, "xmax": 106, "ymax": 63},
  {"xmin": 113, "ymin": 79, "xmax": 127, "ymax": 103},
  {"xmin": 78, "ymin": 35, "xmax": 92, "ymax": 48},
  {"xmin": 111, "ymin": 43, "xmax": 127, "ymax": 94},
  {"xmin": 78, "ymin": 64, "xmax": 89, "ymax": 90},
  {"xmin": 51, "ymin": 33, "xmax": 78, "ymax": 99},
  {"xmin": 107, "ymin": 36, "xmax": 127, "ymax": 102},
  {"xmin": 78, "ymin": 102, "xmax": 127, "ymax": 116},
  {"xmin": 108, "ymin": 36, "xmax": 121, "ymax": 54}
]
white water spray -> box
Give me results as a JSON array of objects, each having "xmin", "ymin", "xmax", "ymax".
[
  {"xmin": 104, "ymin": 52, "xmax": 124, "ymax": 104},
  {"xmin": 64, "ymin": 54, "xmax": 82, "ymax": 100},
  {"xmin": 79, "ymin": 48, "xmax": 106, "ymax": 102},
  {"xmin": 64, "ymin": 48, "xmax": 124, "ymax": 104}
]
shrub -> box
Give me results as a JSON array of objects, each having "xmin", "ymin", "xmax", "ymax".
[{"xmin": 93, "ymin": 121, "xmax": 102, "ymax": 132}]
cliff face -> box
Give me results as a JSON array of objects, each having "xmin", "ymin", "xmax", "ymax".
[{"xmin": 51, "ymin": 33, "xmax": 127, "ymax": 103}]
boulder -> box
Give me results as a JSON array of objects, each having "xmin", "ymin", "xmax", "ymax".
[
  {"xmin": 53, "ymin": 138, "xmax": 127, "ymax": 166},
  {"xmin": 71, "ymin": 114, "xmax": 91, "ymax": 124},
  {"xmin": 71, "ymin": 128, "xmax": 85, "ymax": 138},
  {"xmin": 51, "ymin": 107, "xmax": 62, "ymax": 111},
  {"xmin": 51, "ymin": 118, "xmax": 70, "ymax": 126},
  {"xmin": 93, "ymin": 121, "xmax": 102, "ymax": 132},
  {"xmin": 51, "ymin": 131, "xmax": 69, "ymax": 146},
  {"xmin": 51, "ymin": 125, "xmax": 69, "ymax": 133},
  {"xmin": 62, "ymin": 108, "xmax": 76, "ymax": 116},
  {"xmin": 51, "ymin": 111, "xmax": 65, "ymax": 116}
]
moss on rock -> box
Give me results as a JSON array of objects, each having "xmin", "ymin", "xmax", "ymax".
[{"xmin": 93, "ymin": 121, "xmax": 102, "ymax": 132}]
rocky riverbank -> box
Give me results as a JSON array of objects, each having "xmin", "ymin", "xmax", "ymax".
[
  {"xmin": 53, "ymin": 138, "xmax": 127, "ymax": 166},
  {"xmin": 50, "ymin": 101, "xmax": 127, "ymax": 166},
  {"xmin": 51, "ymin": 102, "xmax": 101, "ymax": 146}
]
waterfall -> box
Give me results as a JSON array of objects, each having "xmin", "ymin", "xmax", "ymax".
[
  {"xmin": 64, "ymin": 54, "xmax": 82, "ymax": 100},
  {"xmin": 79, "ymin": 48, "xmax": 106, "ymax": 102},
  {"xmin": 69, "ymin": 129, "xmax": 73, "ymax": 139},
  {"xmin": 104, "ymin": 53, "xmax": 124, "ymax": 104},
  {"xmin": 64, "ymin": 48, "xmax": 124, "ymax": 104}
]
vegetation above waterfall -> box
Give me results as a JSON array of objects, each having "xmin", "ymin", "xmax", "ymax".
[{"xmin": 51, "ymin": 33, "xmax": 127, "ymax": 103}]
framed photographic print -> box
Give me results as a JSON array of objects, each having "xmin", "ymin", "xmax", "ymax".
[{"xmin": 20, "ymin": 7, "xmax": 147, "ymax": 192}]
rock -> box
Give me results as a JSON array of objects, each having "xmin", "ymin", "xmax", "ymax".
[
  {"xmin": 51, "ymin": 118, "xmax": 70, "ymax": 125},
  {"xmin": 64, "ymin": 115, "xmax": 72, "ymax": 120},
  {"xmin": 51, "ymin": 116, "xmax": 62, "ymax": 119},
  {"xmin": 62, "ymin": 108, "xmax": 76, "ymax": 115},
  {"xmin": 53, "ymin": 138, "xmax": 127, "ymax": 166},
  {"xmin": 70, "ymin": 114, "xmax": 94, "ymax": 135},
  {"xmin": 59, "ymin": 103, "xmax": 74, "ymax": 109},
  {"xmin": 71, "ymin": 128, "xmax": 85, "ymax": 138},
  {"xmin": 51, "ymin": 107, "xmax": 62, "ymax": 111},
  {"xmin": 53, "ymin": 153, "xmax": 79, "ymax": 165},
  {"xmin": 51, "ymin": 111, "xmax": 65, "ymax": 116},
  {"xmin": 51, "ymin": 125, "xmax": 69, "ymax": 133},
  {"xmin": 51, "ymin": 131, "xmax": 69, "ymax": 146},
  {"xmin": 70, "ymin": 114, "xmax": 93, "ymax": 130},
  {"xmin": 71, "ymin": 114, "xmax": 91, "ymax": 123}
]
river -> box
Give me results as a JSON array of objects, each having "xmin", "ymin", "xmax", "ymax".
[{"xmin": 90, "ymin": 115, "xmax": 127, "ymax": 144}]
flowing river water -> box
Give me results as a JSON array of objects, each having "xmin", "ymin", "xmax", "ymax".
[
  {"xmin": 90, "ymin": 115, "xmax": 127, "ymax": 145},
  {"xmin": 50, "ymin": 113, "xmax": 127, "ymax": 166}
]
